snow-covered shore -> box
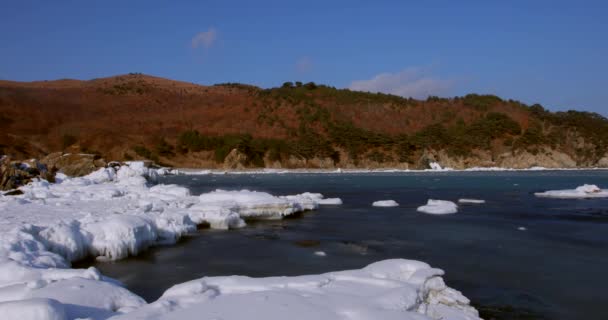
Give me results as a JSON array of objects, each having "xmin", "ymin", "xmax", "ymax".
[{"xmin": 0, "ymin": 162, "xmax": 480, "ymax": 320}]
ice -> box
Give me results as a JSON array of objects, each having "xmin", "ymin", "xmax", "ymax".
[
  {"xmin": 0, "ymin": 162, "xmax": 479, "ymax": 319},
  {"xmin": 458, "ymin": 199, "xmax": 485, "ymax": 204},
  {"xmin": 429, "ymin": 162, "xmax": 443, "ymax": 170},
  {"xmin": 314, "ymin": 251, "xmax": 327, "ymax": 257},
  {"xmin": 417, "ymin": 200, "xmax": 458, "ymax": 215},
  {"xmin": 0, "ymin": 298, "xmax": 67, "ymax": 320},
  {"xmin": 534, "ymin": 184, "xmax": 608, "ymax": 199},
  {"xmin": 317, "ymin": 197, "xmax": 343, "ymax": 205},
  {"xmin": 110, "ymin": 259, "xmax": 480, "ymax": 320},
  {"xmin": 373, "ymin": 200, "xmax": 399, "ymax": 207},
  {"xmin": 199, "ymin": 190, "xmax": 322, "ymax": 220}
]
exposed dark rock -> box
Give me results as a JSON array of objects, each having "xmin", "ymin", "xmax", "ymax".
[
  {"xmin": 41, "ymin": 152, "xmax": 107, "ymax": 177},
  {"xmin": 0, "ymin": 156, "xmax": 54, "ymax": 191}
]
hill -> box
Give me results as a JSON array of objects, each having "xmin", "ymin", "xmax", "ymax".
[{"xmin": 1, "ymin": 73, "xmax": 607, "ymax": 169}]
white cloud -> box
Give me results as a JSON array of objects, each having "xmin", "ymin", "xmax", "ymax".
[
  {"xmin": 191, "ymin": 28, "xmax": 217, "ymax": 49},
  {"xmin": 349, "ymin": 67, "xmax": 454, "ymax": 99},
  {"xmin": 295, "ymin": 56, "xmax": 313, "ymax": 74}
]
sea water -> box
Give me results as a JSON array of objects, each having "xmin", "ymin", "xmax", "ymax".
[{"xmin": 80, "ymin": 171, "xmax": 608, "ymax": 320}]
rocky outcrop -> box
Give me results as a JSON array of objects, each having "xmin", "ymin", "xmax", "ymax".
[
  {"xmin": 223, "ymin": 149, "xmax": 248, "ymax": 170},
  {"xmin": 495, "ymin": 149, "xmax": 577, "ymax": 169},
  {"xmin": 0, "ymin": 156, "xmax": 55, "ymax": 191},
  {"xmin": 41, "ymin": 152, "xmax": 107, "ymax": 176},
  {"xmin": 597, "ymin": 156, "xmax": 608, "ymax": 168}
]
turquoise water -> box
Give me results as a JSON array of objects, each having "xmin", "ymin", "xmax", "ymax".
[{"xmin": 82, "ymin": 171, "xmax": 608, "ymax": 320}]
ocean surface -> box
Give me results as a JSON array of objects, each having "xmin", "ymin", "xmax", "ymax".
[{"xmin": 80, "ymin": 171, "xmax": 608, "ymax": 320}]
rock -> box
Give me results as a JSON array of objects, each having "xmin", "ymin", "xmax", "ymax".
[
  {"xmin": 41, "ymin": 153, "xmax": 107, "ymax": 177},
  {"xmin": 497, "ymin": 149, "xmax": 577, "ymax": 169},
  {"xmin": 223, "ymin": 149, "xmax": 248, "ymax": 170},
  {"xmin": 597, "ymin": 156, "xmax": 608, "ymax": 168},
  {"xmin": 0, "ymin": 157, "xmax": 54, "ymax": 191}
]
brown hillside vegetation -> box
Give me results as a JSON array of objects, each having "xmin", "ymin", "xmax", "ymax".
[{"xmin": 1, "ymin": 74, "xmax": 607, "ymax": 169}]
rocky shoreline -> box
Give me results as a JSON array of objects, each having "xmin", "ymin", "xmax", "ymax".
[{"xmin": 3, "ymin": 148, "xmax": 608, "ymax": 191}]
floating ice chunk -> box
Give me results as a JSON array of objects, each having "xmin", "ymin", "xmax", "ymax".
[
  {"xmin": 317, "ymin": 198, "xmax": 342, "ymax": 205},
  {"xmin": 281, "ymin": 192, "xmax": 341, "ymax": 206},
  {"xmin": 314, "ymin": 251, "xmax": 327, "ymax": 257},
  {"xmin": 417, "ymin": 200, "xmax": 458, "ymax": 215},
  {"xmin": 458, "ymin": 199, "xmax": 485, "ymax": 204},
  {"xmin": 518, "ymin": 226, "xmax": 527, "ymax": 231},
  {"xmin": 113, "ymin": 259, "xmax": 480, "ymax": 320},
  {"xmin": 534, "ymin": 184, "xmax": 608, "ymax": 199},
  {"xmin": 199, "ymin": 190, "xmax": 298, "ymax": 220},
  {"xmin": 372, "ymin": 200, "xmax": 399, "ymax": 207},
  {"xmin": 188, "ymin": 204, "xmax": 246, "ymax": 229}
]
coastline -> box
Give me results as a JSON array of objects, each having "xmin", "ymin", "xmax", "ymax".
[{"xmin": 175, "ymin": 165, "xmax": 608, "ymax": 175}]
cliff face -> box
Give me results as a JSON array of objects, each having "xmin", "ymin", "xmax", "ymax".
[
  {"xmin": 1, "ymin": 74, "xmax": 607, "ymax": 170},
  {"xmin": 159, "ymin": 147, "xmax": 606, "ymax": 170}
]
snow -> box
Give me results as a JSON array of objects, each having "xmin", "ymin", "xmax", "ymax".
[
  {"xmin": 110, "ymin": 259, "xmax": 480, "ymax": 320},
  {"xmin": 0, "ymin": 162, "xmax": 479, "ymax": 320},
  {"xmin": 417, "ymin": 200, "xmax": 458, "ymax": 215},
  {"xmin": 534, "ymin": 184, "xmax": 608, "ymax": 199},
  {"xmin": 458, "ymin": 199, "xmax": 485, "ymax": 204},
  {"xmin": 373, "ymin": 200, "xmax": 399, "ymax": 207}
]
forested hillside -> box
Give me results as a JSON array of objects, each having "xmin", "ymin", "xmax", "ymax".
[{"xmin": 1, "ymin": 74, "xmax": 607, "ymax": 169}]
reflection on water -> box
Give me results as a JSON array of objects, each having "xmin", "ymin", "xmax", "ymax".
[{"xmin": 78, "ymin": 171, "xmax": 608, "ymax": 320}]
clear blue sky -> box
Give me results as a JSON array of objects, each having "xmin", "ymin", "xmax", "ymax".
[{"xmin": 1, "ymin": 0, "xmax": 607, "ymax": 114}]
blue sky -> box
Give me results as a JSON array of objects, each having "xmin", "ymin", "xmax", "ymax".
[{"xmin": 1, "ymin": 0, "xmax": 607, "ymax": 114}]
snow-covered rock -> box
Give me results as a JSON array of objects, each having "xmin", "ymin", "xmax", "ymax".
[
  {"xmin": 417, "ymin": 200, "xmax": 458, "ymax": 215},
  {"xmin": 372, "ymin": 200, "xmax": 399, "ymax": 207},
  {"xmin": 458, "ymin": 199, "xmax": 485, "ymax": 204},
  {"xmin": 534, "ymin": 184, "xmax": 608, "ymax": 199}
]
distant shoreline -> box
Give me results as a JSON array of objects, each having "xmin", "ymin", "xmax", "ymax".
[{"xmin": 175, "ymin": 166, "xmax": 608, "ymax": 175}]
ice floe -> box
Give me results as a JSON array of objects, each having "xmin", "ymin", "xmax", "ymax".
[
  {"xmin": 372, "ymin": 200, "xmax": 399, "ymax": 207},
  {"xmin": 458, "ymin": 199, "xmax": 485, "ymax": 204},
  {"xmin": 0, "ymin": 162, "xmax": 479, "ymax": 320},
  {"xmin": 417, "ymin": 200, "xmax": 459, "ymax": 215},
  {"xmin": 534, "ymin": 184, "xmax": 608, "ymax": 199}
]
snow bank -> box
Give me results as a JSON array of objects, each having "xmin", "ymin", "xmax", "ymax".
[
  {"xmin": 372, "ymin": 200, "xmax": 399, "ymax": 207},
  {"xmin": 534, "ymin": 184, "xmax": 608, "ymax": 199},
  {"xmin": 458, "ymin": 199, "xmax": 485, "ymax": 204},
  {"xmin": 417, "ymin": 200, "xmax": 458, "ymax": 215},
  {"xmin": 110, "ymin": 259, "xmax": 480, "ymax": 320}
]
